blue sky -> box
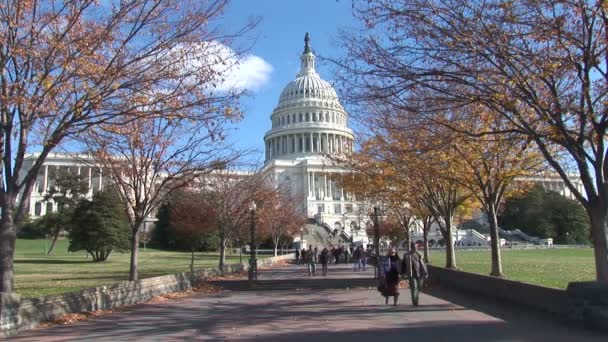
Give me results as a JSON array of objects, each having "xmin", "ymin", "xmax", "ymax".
[{"xmin": 219, "ymin": 0, "xmax": 358, "ymax": 159}]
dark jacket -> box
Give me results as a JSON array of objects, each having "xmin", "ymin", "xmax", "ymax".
[{"xmin": 403, "ymin": 251, "xmax": 428, "ymax": 278}]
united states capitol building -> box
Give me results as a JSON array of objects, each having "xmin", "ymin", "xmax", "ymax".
[{"xmin": 262, "ymin": 33, "xmax": 368, "ymax": 247}]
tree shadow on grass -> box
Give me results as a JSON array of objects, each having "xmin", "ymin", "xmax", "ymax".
[{"xmin": 14, "ymin": 259, "xmax": 92, "ymax": 265}]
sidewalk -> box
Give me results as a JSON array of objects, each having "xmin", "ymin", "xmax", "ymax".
[{"xmin": 8, "ymin": 263, "xmax": 606, "ymax": 341}]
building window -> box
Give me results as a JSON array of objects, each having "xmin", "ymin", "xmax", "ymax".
[
  {"xmin": 317, "ymin": 204, "xmax": 324, "ymax": 214},
  {"xmin": 346, "ymin": 204, "xmax": 353, "ymax": 213},
  {"xmin": 34, "ymin": 202, "xmax": 42, "ymax": 216},
  {"xmin": 46, "ymin": 202, "xmax": 54, "ymax": 214},
  {"xmin": 334, "ymin": 204, "xmax": 342, "ymax": 214}
]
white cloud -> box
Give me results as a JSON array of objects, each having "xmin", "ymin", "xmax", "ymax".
[
  {"xmin": 221, "ymin": 54, "xmax": 273, "ymax": 93},
  {"xmin": 164, "ymin": 41, "xmax": 272, "ymax": 94}
]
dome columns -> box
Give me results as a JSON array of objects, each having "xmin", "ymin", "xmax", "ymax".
[{"xmin": 264, "ymin": 132, "xmax": 354, "ymax": 161}]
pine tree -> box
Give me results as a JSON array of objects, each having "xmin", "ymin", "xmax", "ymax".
[{"xmin": 68, "ymin": 189, "xmax": 130, "ymax": 262}]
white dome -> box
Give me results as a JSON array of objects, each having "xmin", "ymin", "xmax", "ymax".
[
  {"xmin": 278, "ymin": 71, "xmax": 339, "ymax": 104},
  {"xmin": 263, "ymin": 33, "xmax": 355, "ymax": 163}
]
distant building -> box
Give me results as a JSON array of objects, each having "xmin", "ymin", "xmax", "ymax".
[{"xmin": 517, "ymin": 173, "xmax": 585, "ymax": 201}]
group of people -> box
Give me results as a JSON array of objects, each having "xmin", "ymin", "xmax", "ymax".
[
  {"xmin": 295, "ymin": 244, "xmax": 372, "ymax": 277},
  {"xmin": 378, "ymin": 242, "xmax": 428, "ymax": 306},
  {"xmin": 295, "ymin": 243, "xmax": 429, "ymax": 307},
  {"xmin": 295, "ymin": 245, "xmax": 326, "ymax": 276}
]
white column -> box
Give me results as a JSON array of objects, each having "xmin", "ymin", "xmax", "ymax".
[
  {"xmin": 98, "ymin": 167, "xmax": 103, "ymax": 191},
  {"xmin": 311, "ymin": 171, "xmax": 316, "ymax": 198},
  {"xmin": 308, "ymin": 172, "xmax": 312, "ymax": 196},
  {"xmin": 88, "ymin": 166, "xmax": 92, "ymax": 192},
  {"xmin": 43, "ymin": 165, "xmax": 48, "ymax": 192},
  {"xmin": 324, "ymin": 174, "xmax": 328, "ymax": 199},
  {"xmin": 310, "ymin": 133, "xmax": 314, "ymax": 152}
]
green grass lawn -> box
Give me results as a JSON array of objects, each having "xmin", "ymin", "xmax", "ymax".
[
  {"xmin": 428, "ymin": 247, "xmax": 595, "ymax": 289},
  {"xmin": 14, "ymin": 239, "xmax": 248, "ymax": 298}
]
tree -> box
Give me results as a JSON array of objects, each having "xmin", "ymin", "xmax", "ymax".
[
  {"xmin": 68, "ymin": 189, "xmax": 130, "ymax": 262},
  {"xmin": 336, "ymin": 0, "xmax": 608, "ymax": 282},
  {"xmin": 86, "ymin": 111, "xmax": 241, "ymax": 281},
  {"xmin": 442, "ymin": 108, "xmax": 542, "ymax": 277},
  {"xmin": 257, "ymin": 185, "xmax": 307, "ymax": 256},
  {"xmin": 0, "ymin": 0, "xmax": 256, "ymax": 292},
  {"xmin": 195, "ymin": 169, "xmax": 270, "ymax": 270},
  {"xmin": 500, "ymin": 185, "xmax": 590, "ymax": 245},
  {"xmin": 43, "ymin": 170, "xmax": 89, "ymax": 254},
  {"xmin": 167, "ymin": 190, "xmax": 219, "ymax": 273}
]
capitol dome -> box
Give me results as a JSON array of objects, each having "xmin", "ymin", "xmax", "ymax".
[{"xmin": 264, "ymin": 33, "xmax": 354, "ymax": 162}]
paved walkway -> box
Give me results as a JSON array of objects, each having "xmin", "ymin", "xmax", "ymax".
[{"xmin": 9, "ymin": 263, "xmax": 606, "ymax": 341}]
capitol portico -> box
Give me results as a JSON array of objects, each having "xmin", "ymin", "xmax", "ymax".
[{"xmin": 263, "ymin": 33, "xmax": 367, "ymax": 246}]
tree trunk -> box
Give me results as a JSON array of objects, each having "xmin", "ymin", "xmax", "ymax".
[
  {"xmin": 487, "ymin": 204, "xmax": 504, "ymax": 277},
  {"xmin": 219, "ymin": 241, "xmax": 227, "ymax": 271},
  {"xmin": 588, "ymin": 204, "xmax": 608, "ymax": 282},
  {"xmin": 190, "ymin": 249, "xmax": 195, "ymax": 274},
  {"xmin": 0, "ymin": 206, "xmax": 16, "ymax": 293},
  {"xmin": 273, "ymin": 239, "xmax": 278, "ymax": 257},
  {"xmin": 443, "ymin": 216, "xmax": 457, "ymax": 269},
  {"xmin": 47, "ymin": 228, "xmax": 60, "ymax": 255},
  {"xmin": 129, "ymin": 229, "xmax": 140, "ymax": 281},
  {"xmin": 423, "ymin": 225, "xmax": 430, "ymax": 263}
]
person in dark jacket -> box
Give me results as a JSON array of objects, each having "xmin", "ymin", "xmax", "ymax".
[
  {"xmin": 319, "ymin": 247, "xmax": 329, "ymax": 276},
  {"xmin": 295, "ymin": 248, "xmax": 300, "ymax": 265},
  {"xmin": 378, "ymin": 248, "xmax": 401, "ymax": 305},
  {"xmin": 402, "ymin": 242, "xmax": 428, "ymax": 306},
  {"xmin": 306, "ymin": 246, "xmax": 316, "ymax": 276}
]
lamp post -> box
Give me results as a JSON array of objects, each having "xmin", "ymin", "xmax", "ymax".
[
  {"xmin": 248, "ymin": 200, "xmax": 257, "ymax": 281},
  {"xmin": 372, "ymin": 206, "xmax": 381, "ymax": 279}
]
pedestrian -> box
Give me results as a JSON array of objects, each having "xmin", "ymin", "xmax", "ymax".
[
  {"xmin": 295, "ymin": 248, "xmax": 300, "ymax": 265},
  {"xmin": 402, "ymin": 242, "xmax": 428, "ymax": 306},
  {"xmin": 301, "ymin": 248, "xmax": 307, "ymax": 267},
  {"xmin": 377, "ymin": 248, "xmax": 401, "ymax": 305},
  {"xmin": 345, "ymin": 247, "xmax": 351, "ymax": 264},
  {"xmin": 319, "ymin": 247, "xmax": 329, "ymax": 276},
  {"xmin": 334, "ymin": 247, "xmax": 341, "ymax": 264},
  {"xmin": 313, "ymin": 245, "xmax": 318, "ymax": 263},
  {"xmin": 307, "ymin": 246, "xmax": 316, "ymax": 277},
  {"xmin": 361, "ymin": 246, "xmax": 368, "ymax": 271},
  {"xmin": 353, "ymin": 246, "xmax": 362, "ymax": 272}
]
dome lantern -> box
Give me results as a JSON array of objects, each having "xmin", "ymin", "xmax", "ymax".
[{"xmin": 299, "ymin": 32, "xmax": 316, "ymax": 76}]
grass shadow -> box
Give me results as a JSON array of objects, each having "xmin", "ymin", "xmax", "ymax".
[{"xmin": 14, "ymin": 259, "xmax": 92, "ymax": 265}]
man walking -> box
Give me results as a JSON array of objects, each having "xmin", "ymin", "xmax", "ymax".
[
  {"xmin": 307, "ymin": 246, "xmax": 316, "ymax": 277},
  {"xmin": 402, "ymin": 242, "xmax": 428, "ymax": 306},
  {"xmin": 295, "ymin": 248, "xmax": 300, "ymax": 265},
  {"xmin": 319, "ymin": 247, "xmax": 329, "ymax": 276},
  {"xmin": 353, "ymin": 246, "xmax": 362, "ymax": 272}
]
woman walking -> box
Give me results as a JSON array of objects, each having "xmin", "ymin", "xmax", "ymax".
[{"xmin": 378, "ymin": 248, "xmax": 401, "ymax": 305}]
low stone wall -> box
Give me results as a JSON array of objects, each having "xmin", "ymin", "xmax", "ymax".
[
  {"xmin": 428, "ymin": 265, "xmax": 608, "ymax": 332},
  {"xmin": 1, "ymin": 253, "xmax": 293, "ymax": 337}
]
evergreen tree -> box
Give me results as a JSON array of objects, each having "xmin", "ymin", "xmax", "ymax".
[
  {"xmin": 68, "ymin": 189, "xmax": 130, "ymax": 262},
  {"xmin": 499, "ymin": 185, "xmax": 590, "ymax": 244}
]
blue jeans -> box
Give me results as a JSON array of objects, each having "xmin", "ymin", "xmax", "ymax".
[
  {"xmin": 353, "ymin": 258, "xmax": 362, "ymax": 271},
  {"xmin": 307, "ymin": 262, "xmax": 316, "ymax": 276}
]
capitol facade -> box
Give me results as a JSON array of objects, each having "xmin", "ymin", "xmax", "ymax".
[{"xmin": 262, "ymin": 34, "xmax": 368, "ymax": 245}]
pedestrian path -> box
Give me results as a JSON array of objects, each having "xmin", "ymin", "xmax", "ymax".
[
  {"xmin": 259, "ymin": 262, "xmax": 375, "ymax": 280},
  {"xmin": 8, "ymin": 263, "xmax": 607, "ymax": 341}
]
